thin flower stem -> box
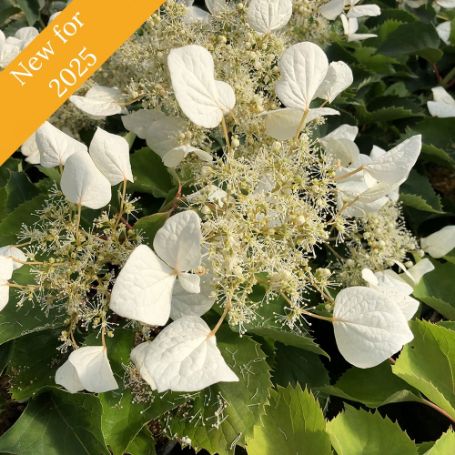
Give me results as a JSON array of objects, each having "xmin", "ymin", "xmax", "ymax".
[
  {"xmin": 210, "ymin": 298, "xmax": 232, "ymax": 337},
  {"xmin": 294, "ymin": 108, "xmax": 310, "ymax": 140},
  {"xmin": 12, "ymin": 241, "xmax": 32, "ymax": 248},
  {"xmin": 420, "ymin": 398, "xmax": 455, "ymax": 425},
  {"xmin": 75, "ymin": 203, "xmax": 82, "ymax": 245},
  {"xmin": 114, "ymin": 179, "xmax": 128, "ymax": 230},
  {"xmin": 300, "ymin": 309, "xmax": 333, "ymax": 323},
  {"xmin": 7, "ymin": 283, "xmax": 38, "ymax": 290},
  {"xmin": 335, "ymin": 165, "xmax": 365, "ymax": 182},
  {"xmin": 221, "ymin": 116, "xmax": 231, "ymax": 150},
  {"xmin": 442, "ymin": 66, "xmax": 455, "ymax": 87}
]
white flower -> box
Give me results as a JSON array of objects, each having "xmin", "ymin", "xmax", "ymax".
[
  {"xmin": 341, "ymin": 14, "xmax": 377, "ymax": 41},
  {"xmin": 0, "ymin": 27, "xmax": 38, "ymax": 68},
  {"xmin": 427, "ymin": 87, "xmax": 455, "ymax": 118},
  {"xmin": 400, "ymin": 258, "xmax": 435, "ymax": 285},
  {"xmin": 122, "ymin": 109, "xmax": 186, "ymax": 158},
  {"xmin": 131, "ymin": 316, "xmax": 238, "ymax": 392},
  {"xmin": 110, "ymin": 211, "xmax": 202, "ymax": 326},
  {"xmin": 162, "ymin": 145, "xmax": 213, "ymax": 168},
  {"xmin": 333, "ymin": 286, "xmax": 413, "ymax": 368},
  {"xmin": 89, "ymin": 128, "xmax": 134, "ymax": 185},
  {"xmin": 186, "ymin": 185, "xmax": 228, "ymax": 208},
  {"xmin": 36, "ymin": 122, "xmax": 87, "ymax": 168},
  {"xmin": 421, "ymin": 226, "xmax": 455, "ymax": 258},
  {"xmin": 70, "ymin": 85, "xmax": 127, "ymax": 119},
  {"xmin": 361, "ymin": 268, "xmax": 419, "ymax": 320},
  {"xmin": 168, "ymin": 45, "xmax": 236, "ymax": 128},
  {"xmin": 436, "ymin": 21, "xmax": 451, "ymax": 45},
  {"xmin": 0, "ymin": 256, "xmax": 13, "ymax": 312},
  {"xmin": 246, "ymin": 0, "xmax": 293, "ymax": 34},
  {"xmin": 319, "ymin": 0, "xmax": 380, "ymax": 21},
  {"xmin": 320, "ymin": 124, "xmax": 360, "ymax": 167},
  {"xmin": 21, "ymin": 133, "xmax": 40, "ymax": 165},
  {"xmin": 264, "ymin": 42, "xmax": 352, "ymax": 140},
  {"xmin": 60, "ymin": 150, "xmax": 112, "ymax": 209},
  {"xmin": 0, "ymin": 246, "xmax": 26, "ymax": 270},
  {"xmin": 55, "ymin": 346, "xmax": 118, "ymax": 393}
]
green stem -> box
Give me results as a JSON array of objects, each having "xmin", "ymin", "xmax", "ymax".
[{"xmin": 442, "ymin": 66, "xmax": 455, "ymax": 87}]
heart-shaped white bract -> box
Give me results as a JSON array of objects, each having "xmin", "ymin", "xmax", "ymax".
[
  {"xmin": 421, "ymin": 225, "xmax": 455, "ymax": 258},
  {"xmin": 89, "ymin": 128, "xmax": 134, "ymax": 186},
  {"xmin": 70, "ymin": 85, "xmax": 126, "ymax": 118},
  {"xmin": 276, "ymin": 42, "xmax": 329, "ymax": 111},
  {"xmin": 399, "ymin": 259, "xmax": 435, "ymax": 287},
  {"xmin": 436, "ymin": 0, "xmax": 455, "ymax": 8},
  {"xmin": 36, "ymin": 122, "xmax": 87, "ymax": 168},
  {"xmin": 162, "ymin": 145, "xmax": 213, "ymax": 168},
  {"xmin": 0, "ymin": 256, "xmax": 13, "ymax": 312},
  {"xmin": 320, "ymin": 124, "xmax": 360, "ymax": 167},
  {"xmin": 427, "ymin": 87, "xmax": 455, "ymax": 118},
  {"xmin": 122, "ymin": 109, "xmax": 186, "ymax": 158},
  {"xmin": 340, "ymin": 14, "xmax": 377, "ymax": 41},
  {"xmin": 333, "ymin": 286, "xmax": 414, "ymax": 368},
  {"xmin": 110, "ymin": 211, "xmax": 202, "ymax": 326},
  {"xmin": 319, "ymin": 0, "xmax": 344, "ymax": 20},
  {"xmin": 314, "ymin": 61, "xmax": 353, "ymax": 103},
  {"xmin": 205, "ymin": 0, "xmax": 227, "ymax": 15},
  {"xmin": 55, "ymin": 346, "xmax": 118, "ymax": 393},
  {"xmin": 60, "ymin": 150, "xmax": 112, "ymax": 209},
  {"xmin": 361, "ymin": 268, "xmax": 419, "ymax": 320},
  {"xmin": 323, "ymin": 124, "xmax": 359, "ymax": 142},
  {"xmin": 21, "ymin": 133, "xmax": 41, "ymax": 165},
  {"xmin": 365, "ymin": 135, "xmax": 422, "ymax": 185},
  {"xmin": 436, "ymin": 21, "xmax": 451, "ymax": 45},
  {"xmin": 247, "ymin": 0, "xmax": 293, "ymax": 34},
  {"xmin": 171, "ymin": 272, "xmax": 216, "ymax": 320},
  {"xmin": 0, "ymin": 26, "xmax": 38, "ymax": 67},
  {"xmin": 0, "ymin": 246, "xmax": 26, "ymax": 270},
  {"xmin": 131, "ymin": 316, "xmax": 239, "ymax": 392},
  {"xmin": 347, "ymin": 1, "xmax": 381, "ymax": 18},
  {"xmin": 168, "ymin": 45, "xmax": 236, "ymax": 128}
]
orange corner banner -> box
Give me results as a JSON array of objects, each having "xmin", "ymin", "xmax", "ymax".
[{"xmin": 0, "ymin": 0, "xmax": 165, "ymax": 166}]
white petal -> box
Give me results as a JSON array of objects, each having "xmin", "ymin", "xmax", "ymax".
[
  {"xmin": 369, "ymin": 144, "xmax": 386, "ymax": 160},
  {"xmin": 205, "ymin": 0, "xmax": 227, "ymax": 15},
  {"xmin": 168, "ymin": 45, "xmax": 236, "ymax": 128},
  {"xmin": 0, "ymin": 30, "xmax": 5, "ymax": 49},
  {"xmin": 427, "ymin": 101, "xmax": 455, "ymax": 118},
  {"xmin": 36, "ymin": 122, "xmax": 87, "ymax": 168},
  {"xmin": 15, "ymin": 27, "xmax": 38, "ymax": 45},
  {"xmin": 348, "ymin": 5, "xmax": 381, "ymax": 18},
  {"xmin": 333, "ymin": 286, "xmax": 413, "ymax": 368},
  {"xmin": 162, "ymin": 145, "xmax": 212, "ymax": 168},
  {"xmin": 0, "ymin": 256, "xmax": 13, "ymax": 281},
  {"xmin": 55, "ymin": 360, "xmax": 84, "ymax": 394},
  {"xmin": 421, "ymin": 225, "xmax": 455, "ymax": 258},
  {"xmin": 122, "ymin": 109, "xmax": 185, "ymax": 157},
  {"xmin": 139, "ymin": 316, "xmax": 239, "ymax": 392},
  {"xmin": 21, "ymin": 133, "xmax": 41, "ymax": 165},
  {"xmin": 276, "ymin": 42, "xmax": 329, "ymax": 110},
  {"xmin": 319, "ymin": 0, "xmax": 344, "ymax": 20},
  {"xmin": 171, "ymin": 274, "xmax": 215, "ymax": 320},
  {"xmin": 436, "ymin": 21, "xmax": 451, "ymax": 45},
  {"xmin": 0, "ymin": 282, "xmax": 9, "ymax": 312},
  {"xmin": 437, "ymin": 0, "xmax": 455, "ymax": 8},
  {"xmin": 432, "ymin": 87, "xmax": 455, "ymax": 104},
  {"xmin": 89, "ymin": 128, "xmax": 134, "ymax": 185},
  {"xmin": 366, "ymin": 135, "xmax": 422, "ymax": 185},
  {"xmin": 67, "ymin": 346, "xmax": 118, "ymax": 393},
  {"xmin": 60, "ymin": 150, "xmax": 112, "ymax": 209},
  {"xmin": 130, "ymin": 342, "xmax": 157, "ymax": 389},
  {"xmin": 361, "ymin": 268, "xmax": 378, "ymax": 287},
  {"xmin": 247, "ymin": 0, "xmax": 293, "ymax": 34},
  {"xmin": 306, "ymin": 107, "xmax": 340, "ymax": 122},
  {"xmin": 322, "ymin": 124, "xmax": 359, "ymax": 142},
  {"xmin": 0, "ymin": 41, "xmax": 21, "ymax": 67},
  {"xmin": 263, "ymin": 108, "xmax": 303, "ymax": 140},
  {"xmin": 153, "ymin": 211, "xmax": 202, "ymax": 271},
  {"xmin": 110, "ymin": 245, "xmax": 175, "ymax": 326},
  {"xmin": 322, "ymin": 138, "xmax": 360, "ymax": 167},
  {"xmin": 404, "ymin": 259, "xmax": 435, "ymax": 286},
  {"xmin": 178, "ymin": 272, "xmax": 201, "ymax": 294},
  {"xmin": 0, "ymin": 246, "xmax": 26, "ymax": 270},
  {"xmin": 183, "ymin": 6, "xmax": 211, "ymax": 23},
  {"xmin": 70, "ymin": 85, "xmax": 125, "ymax": 118},
  {"xmin": 315, "ymin": 61, "xmax": 353, "ymax": 103}
]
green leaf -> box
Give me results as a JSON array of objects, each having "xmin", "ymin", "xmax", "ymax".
[
  {"xmin": 0, "ymin": 193, "xmax": 46, "ymax": 244},
  {"xmin": 392, "ymin": 321, "xmax": 455, "ymax": 421},
  {"xmin": 272, "ymin": 344, "xmax": 329, "ymax": 389},
  {"xmin": 126, "ymin": 428, "xmax": 157, "ymax": 455},
  {"xmin": 246, "ymin": 385, "xmax": 331, "ymax": 455},
  {"xmin": 356, "ymin": 104, "xmax": 422, "ymax": 124},
  {"xmin": 8, "ymin": 330, "xmax": 61, "ymax": 401},
  {"xmin": 129, "ymin": 148, "xmax": 174, "ymax": 198},
  {"xmin": 0, "ymin": 388, "xmax": 110, "ymax": 455},
  {"xmin": 378, "ymin": 22, "xmax": 441, "ymax": 63},
  {"xmin": 168, "ymin": 327, "xmax": 272, "ymax": 455},
  {"xmin": 400, "ymin": 171, "xmax": 444, "ymax": 214},
  {"xmin": 426, "ymin": 430, "xmax": 455, "ymax": 454},
  {"xmin": 134, "ymin": 211, "xmax": 170, "ymax": 246},
  {"xmin": 327, "ymin": 405, "xmax": 418, "ymax": 455},
  {"xmin": 413, "ymin": 118, "xmax": 455, "ymax": 157},
  {"xmin": 16, "ymin": 0, "xmax": 40, "ymax": 25},
  {"xmin": 320, "ymin": 363, "xmax": 422, "ymax": 408},
  {"xmin": 413, "ymin": 262, "xmax": 455, "ymax": 319}
]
